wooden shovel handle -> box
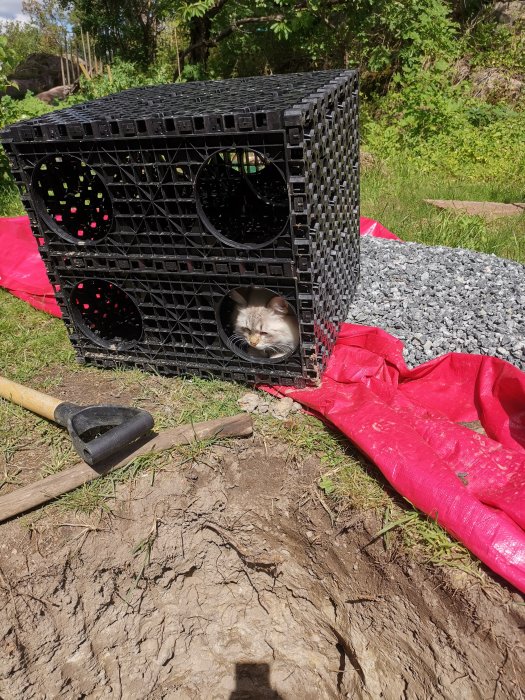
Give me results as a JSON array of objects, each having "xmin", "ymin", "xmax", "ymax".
[
  {"xmin": 0, "ymin": 413, "xmax": 253, "ymax": 522},
  {"xmin": 0, "ymin": 376, "xmax": 61, "ymax": 422}
]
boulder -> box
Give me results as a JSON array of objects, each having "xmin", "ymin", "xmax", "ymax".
[
  {"xmin": 471, "ymin": 67, "xmax": 524, "ymax": 102},
  {"xmin": 493, "ymin": 0, "xmax": 525, "ymax": 26},
  {"xmin": 6, "ymin": 53, "xmax": 78, "ymax": 98},
  {"xmin": 36, "ymin": 84, "xmax": 75, "ymax": 104}
]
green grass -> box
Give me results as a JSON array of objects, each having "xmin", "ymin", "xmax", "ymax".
[
  {"xmin": 361, "ymin": 162, "xmax": 524, "ymax": 263},
  {"xmin": 0, "ymin": 291, "xmax": 73, "ymax": 382},
  {"xmin": 0, "ymin": 182, "xmax": 24, "ymax": 217},
  {"xmin": 0, "ymin": 290, "xmax": 246, "ymax": 518}
]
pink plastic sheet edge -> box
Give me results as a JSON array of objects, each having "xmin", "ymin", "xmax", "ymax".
[{"xmin": 0, "ymin": 216, "xmax": 61, "ymax": 316}]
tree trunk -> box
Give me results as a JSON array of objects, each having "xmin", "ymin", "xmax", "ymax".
[{"xmin": 188, "ymin": 14, "xmax": 212, "ymax": 65}]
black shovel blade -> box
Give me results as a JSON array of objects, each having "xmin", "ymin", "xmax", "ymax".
[{"xmin": 54, "ymin": 403, "xmax": 154, "ymax": 466}]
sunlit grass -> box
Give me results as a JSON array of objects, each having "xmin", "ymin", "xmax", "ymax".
[
  {"xmin": 0, "ymin": 291, "xmax": 73, "ymax": 382},
  {"xmin": 361, "ymin": 161, "xmax": 524, "ymax": 263},
  {"xmin": 0, "ymin": 182, "xmax": 24, "ymax": 217}
]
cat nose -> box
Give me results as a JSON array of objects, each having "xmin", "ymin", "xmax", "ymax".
[{"xmin": 249, "ymin": 334, "xmax": 260, "ymax": 346}]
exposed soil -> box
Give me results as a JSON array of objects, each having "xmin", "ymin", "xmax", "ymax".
[
  {"xmin": 0, "ymin": 430, "xmax": 524, "ymax": 699},
  {"xmin": 424, "ymin": 198, "xmax": 525, "ymax": 219}
]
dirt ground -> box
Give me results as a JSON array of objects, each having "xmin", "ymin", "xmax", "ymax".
[
  {"xmin": 1, "ymin": 412, "xmax": 524, "ymax": 700},
  {"xmin": 424, "ymin": 198, "xmax": 525, "ymax": 219}
]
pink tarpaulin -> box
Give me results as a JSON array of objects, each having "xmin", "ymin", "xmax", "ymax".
[
  {"xmin": 360, "ymin": 216, "xmax": 401, "ymax": 240},
  {"xmin": 1, "ymin": 214, "xmax": 524, "ymax": 592},
  {"xmin": 0, "ymin": 216, "xmax": 61, "ymax": 316},
  {"xmin": 263, "ymin": 326, "xmax": 525, "ymax": 593}
]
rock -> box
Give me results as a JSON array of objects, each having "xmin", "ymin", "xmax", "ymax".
[
  {"xmin": 493, "ymin": 1, "xmax": 525, "ymax": 26},
  {"xmin": 36, "ymin": 84, "xmax": 75, "ymax": 104},
  {"xmin": 424, "ymin": 199, "xmax": 525, "ymax": 219},
  {"xmin": 452, "ymin": 52, "xmax": 525, "ymax": 103},
  {"xmin": 238, "ymin": 393, "xmax": 301, "ymax": 418},
  {"xmin": 237, "ymin": 393, "xmax": 260, "ymax": 413},
  {"xmin": 471, "ymin": 68, "xmax": 524, "ymax": 103},
  {"xmin": 348, "ymin": 236, "xmax": 525, "ymax": 372},
  {"xmin": 6, "ymin": 53, "xmax": 79, "ymax": 98},
  {"xmin": 270, "ymin": 397, "xmax": 295, "ymax": 420}
]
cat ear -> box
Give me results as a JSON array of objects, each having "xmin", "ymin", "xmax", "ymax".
[
  {"xmin": 229, "ymin": 289, "xmax": 247, "ymax": 307},
  {"xmin": 267, "ymin": 296, "xmax": 289, "ymax": 315}
]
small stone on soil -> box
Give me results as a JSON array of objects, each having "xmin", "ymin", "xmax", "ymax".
[
  {"xmin": 238, "ymin": 392, "xmax": 260, "ymax": 413},
  {"xmin": 238, "ymin": 392, "xmax": 302, "ymax": 419},
  {"xmin": 270, "ymin": 397, "xmax": 295, "ymax": 420}
]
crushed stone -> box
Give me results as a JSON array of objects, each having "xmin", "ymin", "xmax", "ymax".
[{"xmin": 349, "ymin": 237, "xmax": 525, "ymax": 370}]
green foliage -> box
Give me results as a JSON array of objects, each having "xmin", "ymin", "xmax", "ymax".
[
  {"xmin": 361, "ymin": 5, "xmax": 525, "ymax": 190},
  {"xmin": 319, "ymin": 476, "xmax": 336, "ymax": 495},
  {"xmin": 65, "ymin": 59, "xmax": 173, "ymax": 103},
  {"xmin": 0, "ymin": 33, "xmax": 55, "ymax": 166},
  {"xmin": 468, "ymin": 19, "xmax": 525, "ymax": 73},
  {"xmin": 178, "ymin": 0, "xmax": 216, "ymax": 20},
  {"xmin": 21, "ymin": 0, "xmax": 71, "ymax": 53},
  {"xmin": 364, "ymin": 83, "xmax": 525, "ymax": 186},
  {"xmin": 205, "ymin": 0, "xmax": 460, "ymax": 81},
  {"xmin": 71, "ymin": 0, "xmax": 174, "ymax": 67},
  {"xmin": 0, "ymin": 92, "xmax": 54, "ymax": 185},
  {"xmin": 363, "ymin": 0, "xmax": 459, "ymax": 72},
  {"xmin": 0, "ymin": 92, "xmax": 54, "ymax": 126},
  {"xmin": 0, "ymin": 20, "xmax": 44, "ymax": 67},
  {"xmin": 0, "ymin": 34, "xmax": 16, "ymax": 87}
]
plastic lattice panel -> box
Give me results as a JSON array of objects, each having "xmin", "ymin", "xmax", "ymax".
[{"xmin": 2, "ymin": 70, "xmax": 360, "ymax": 385}]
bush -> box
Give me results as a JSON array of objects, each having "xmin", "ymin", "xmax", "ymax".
[
  {"xmin": 363, "ymin": 50, "xmax": 525, "ymax": 188},
  {"xmin": 0, "ymin": 93, "xmax": 54, "ymax": 185},
  {"xmin": 64, "ymin": 60, "xmax": 175, "ymax": 104}
]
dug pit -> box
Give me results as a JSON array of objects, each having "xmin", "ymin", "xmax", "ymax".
[{"xmin": 0, "ymin": 434, "xmax": 523, "ymax": 699}]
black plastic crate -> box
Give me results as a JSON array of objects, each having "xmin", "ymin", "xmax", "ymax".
[
  {"xmin": 48, "ymin": 265, "xmax": 316, "ymax": 385},
  {"xmin": 1, "ymin": 70, "xmax": 360, "ymax": 385}
]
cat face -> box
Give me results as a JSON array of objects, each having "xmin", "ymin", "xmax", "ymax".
[{"xmin": 230, "ymin": 288, "xmax": 299, "ymax": 359}]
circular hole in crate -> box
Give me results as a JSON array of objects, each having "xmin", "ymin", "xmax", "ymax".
[
  {"xmin": 195, "ymin": 148, "xmax": 289, "ymax": 248},
  {"xmin": 70, "ymin": 279, "xmax": 143, "ymax": 350},
  {"xmin": 32, "ymin": 155, "xmax": 113, "ymax": 243},
  {"xmin": 218, "ymin": 286, "xmax": 299, "ymax": 364}
]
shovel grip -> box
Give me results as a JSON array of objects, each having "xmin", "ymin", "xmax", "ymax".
[
  {"xmin": 0, "ymin": 376, "xmax": 61, "ymax": 422},
  {"xmin": 81, "ymin": 410, "xmax": 155, "ymax": 466}
]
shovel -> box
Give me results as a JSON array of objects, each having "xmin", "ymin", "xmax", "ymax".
[{"xmin": 0, "ymin": 375, "xmax": 154, "ymax": 467}]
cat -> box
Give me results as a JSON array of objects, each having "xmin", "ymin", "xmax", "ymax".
[{"xmin": 229, "ymin": 287, "xmax": 299, "ymax": 359}]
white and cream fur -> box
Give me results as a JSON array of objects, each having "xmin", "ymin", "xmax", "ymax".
[{"xmin": 230, "ymin": 287, "xmax": 299, "ymax": 359}]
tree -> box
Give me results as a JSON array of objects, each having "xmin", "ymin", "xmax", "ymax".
[
  {"xmin": 68, "ymin": 0, "xmax": 174, "ymax": 66},
  {"xmin": 175, "ymin": 0, "xmax": 459, "ymax": 88},
  {"xmin": 21, "ymin": 0, "xmax": 460, "ymax": 88},
  {"xmin": 0, "ymin": 20, "xmax": 42, "ymax": 67},
  {"xmin": 22, "ymin": 0, "xmax": 72, "ymax": 54}
]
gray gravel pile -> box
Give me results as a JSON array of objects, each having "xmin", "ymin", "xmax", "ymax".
[{"xmin": 348, "ymin": 236, "xmax": 525, "ymax": 370}]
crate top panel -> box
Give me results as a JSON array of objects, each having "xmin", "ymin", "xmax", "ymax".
[{"xmin": 1, "ymin": 69, "xmax": 358, "ymax": 142}]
